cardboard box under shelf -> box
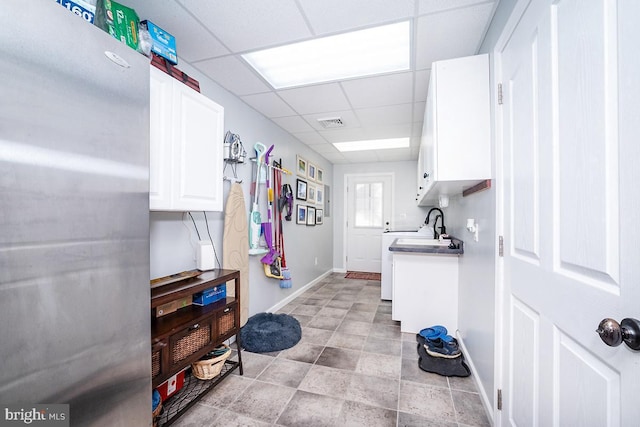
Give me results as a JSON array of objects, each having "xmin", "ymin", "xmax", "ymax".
[{"xmin": 155, "ymin": 296, "xmax": 192, "ymax": 317}]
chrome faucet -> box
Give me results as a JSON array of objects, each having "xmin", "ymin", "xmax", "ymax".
[{"xmin": 425, "ymin": 208, "xmax": 446, "ymax": 239}]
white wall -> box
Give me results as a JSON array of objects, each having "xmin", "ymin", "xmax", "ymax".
[
  {"xmin": 332, "ymin": 160, "xmax": 432, "ymax": 270},
  {"xmin": 149, "ymin": 60, "xmax": 333, "ymax": 316}
]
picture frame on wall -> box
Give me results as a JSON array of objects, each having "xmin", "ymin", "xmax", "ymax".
[
  {"xmin": 296, "ymin": 179, "xmax": 307, "ymax": 201},
  {"xmin": 316, "ymin": 209, "xmax": 324, "ymax": 225},
  {"xmin": 306, "ymin": 206, "xmax": 316, "ymax": 226},
  {"xmin": 316, "ymin": 186, "xmax": 323, "ymax": 205},
  {"xmin": 308, "ymin": 163, "xmax": 317, "ymax": 181},
  {"xmin": 316, "ymin": 168, "xmax": 324, "ymax": 184},
  {"xmin": 307, "ymin": 184, "xmax": 316, "ymax": 204},
  {"xmin": 296, "ymin": 205, "xmax": 307, "ymax": 225},
  {"xmin": 296, "ymin": 155, "xmax": 307, "ymax": 177}
]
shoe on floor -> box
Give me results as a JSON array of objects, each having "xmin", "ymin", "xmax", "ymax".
[
  {"xmin": 423, "ymin": 338, "xmax": 461, "ymax": 359},
  {"xmin": 419, "ymin": 325, "xmax": 455, "ymax": 343}
]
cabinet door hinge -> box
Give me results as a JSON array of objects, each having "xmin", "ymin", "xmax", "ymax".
[
  {"xmin": 498, "ymin": 235, "xmax": 504, "ymax": 257},
  {"xmin": 498, "ymin": 83, "xmax": 503, "ymax": 105},
  {"xmin": 497, "ymin": 389, "xmax": 503, "ymax": 410}
]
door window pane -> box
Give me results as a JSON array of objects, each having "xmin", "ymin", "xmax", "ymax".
[{"xmin": 354, "ymin": 182, "xmax": 383, "ymax": 227}]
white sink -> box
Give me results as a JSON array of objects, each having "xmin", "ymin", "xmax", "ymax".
[{"xmin": 395, "ymin": 238, "xmax": 450, "ymax": 246}]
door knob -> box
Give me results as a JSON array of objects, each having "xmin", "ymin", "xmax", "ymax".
[{"xmin": 596, "ymin": 318, "xmax": 640, "ymax": 350}]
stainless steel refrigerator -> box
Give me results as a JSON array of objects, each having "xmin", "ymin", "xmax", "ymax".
[{"xmin": 0, "ymin": 1, "xmax": 151, "ymax": 425}]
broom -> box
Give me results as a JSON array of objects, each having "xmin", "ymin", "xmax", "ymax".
[
  {"xmin": 260, "ymin": 146, "xmax": 283, "ymax": 279},
  {"xmin": 274, "ymin": 165, "xmax": 292, "ymax": 288}
]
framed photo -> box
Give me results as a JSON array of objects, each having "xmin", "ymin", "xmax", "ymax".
[
  {"xmin": 306, "ymin": 206, "xmax": 316, "ymax": 226},
  {"xmin": 307, "ymin": 183, "xmax": 316, "ymax": 204},
  {"xmin": 316, "ymin": 168, "xmax": 324, "ymax": 184},
  {"xmin": 316, "ymin": 186, "xmax": 323, "ymax": 205},
  {"xmin": 308, "ymin": 163, "xmax": 317, "ymax": 181},
  {"xmin": 296, "ymin": 179, "xmax": 307, "ymax": 201},
  {"xmin": 316, "ymin": 209, "xmax": 324, "ymax": 225},
  {"xmin": 296, "ymin": 205, "xmax": 307, "ymax": 225},
  {"xmin": 296, "ymin": 155, "xmax": 307, "ymax": 177}
]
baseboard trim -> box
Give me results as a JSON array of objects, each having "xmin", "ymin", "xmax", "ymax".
[
  {"xmin": 266, "ymin": 269, "xmax": 333, "ymax": 313},
  {"xmin": 455, "ymin": 331, "xmax": 494, "ymax": 426}
]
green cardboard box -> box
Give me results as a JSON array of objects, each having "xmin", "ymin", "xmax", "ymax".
[{"xmin": 94, "ymin": 0, "xmax": 140, "ymax": 51}]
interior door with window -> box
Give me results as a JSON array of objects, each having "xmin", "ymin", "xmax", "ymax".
[
  {"xmin": 346, "ymin": 174, "xmax": 392, "ymax": 273},
  {"xmin": 499, "ymin": 0, "xmax": 640, "ymax": 425}
]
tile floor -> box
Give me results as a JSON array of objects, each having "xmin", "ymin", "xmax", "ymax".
[{"xmin": 173, "ymin": 273, "xmax": 490, "ymax": 427}]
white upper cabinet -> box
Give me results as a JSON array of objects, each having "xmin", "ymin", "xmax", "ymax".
[
  {"xmin": 150, "ymin": 66, "xmax": 224, "ymax": 211},
  {"xmin": 416, "ymin": 54, "xmax": 491, "ymax": 206}
]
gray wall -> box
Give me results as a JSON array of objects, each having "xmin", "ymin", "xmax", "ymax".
[
  {"xmin": 446, "ymin": 0, "xmax": 519, "ymax": 414},
  {"xmin": 332, "ymin": 160, "xmax": 432, "ymax": 270},
  {"xmin": 149, "ymin": 60, "xmax": 333, "ymax": 316}
]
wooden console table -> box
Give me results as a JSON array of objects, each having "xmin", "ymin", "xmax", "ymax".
[{"xmin": 151, "ymin": 269, "xmax": 243, "ymax": 426}]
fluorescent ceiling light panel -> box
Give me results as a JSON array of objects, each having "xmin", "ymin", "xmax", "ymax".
[
  {"xmin": 333, "ymin": 137, "xmax": 410, "ymax": 152},
  {"xmin": 242, "ymin": 21, "xmax": 410, "ymax": 89}
]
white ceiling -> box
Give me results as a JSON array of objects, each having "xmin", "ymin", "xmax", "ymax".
[{"xmin": 125, "ymin": 0, "xmax": 498, "ymax": 164}]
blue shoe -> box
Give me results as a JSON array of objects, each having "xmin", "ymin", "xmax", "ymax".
[
  {"xmin": 424, "ymin": 338, "xmax": 461, "ymax": 359},
  {"xmin": 419, "ymin": 325, "xmax": 455, "ymax": 343},
  {"xmin": 419, "ymin": 325, "xmax": 447, "ymax": 340}
]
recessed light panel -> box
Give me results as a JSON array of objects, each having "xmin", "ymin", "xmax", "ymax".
[
  {"xmin": 333, "ymin": 137, "xmax": 410, "ymax": 152},
  {"xmin": 242, "ymin": 21, "xmax": 411, "ymax": 89}
]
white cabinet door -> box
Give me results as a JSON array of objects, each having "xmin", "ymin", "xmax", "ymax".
[
  {"xmin": 417, "ymin": 54, "xmax": 491, "ymax": 206},
  {"xmin": 392, "ymin": 253, "xmax": 459, "ymax": 333},
  {"xmin": 150, "ymin": 66, "xmax": 224, "ymax": 212}
]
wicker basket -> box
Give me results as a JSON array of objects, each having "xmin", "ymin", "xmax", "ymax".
[{"xmin": 191, "ymin": 344, "xmax": 231, "ymax": 380}]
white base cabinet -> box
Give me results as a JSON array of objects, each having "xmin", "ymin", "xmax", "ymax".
[
  {"xmin": 392, "ymin": 253, "xmax": 459, "ymax": 334},
  {"xmin": 416, "ymin": 54, "xmax": 490, "ymax": 206},
  {"xmin": 150, "ymin": 66, "xmax": 224, "ymax": 212}
]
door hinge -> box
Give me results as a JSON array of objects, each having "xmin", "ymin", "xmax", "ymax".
[
  {"xmin": 497, "ymin": 389, "xmax": 503, "ymax": 410},
  {"xmin": 498, "ymin": 83, "xmax": 503, "ymax": 105},
  {"xmin": 498, "ymin": 235, "xmax": 504, "ymax": 257}
]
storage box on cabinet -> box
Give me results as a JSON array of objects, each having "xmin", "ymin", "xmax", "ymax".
[{"xmin": 149, "ymin": 66, "xmax": 224, "ymax": 211}]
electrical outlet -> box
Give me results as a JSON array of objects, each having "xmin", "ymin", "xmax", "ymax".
[{"xmin": 314, "ymin": 257, "xmax": 318, "ymax": 266}]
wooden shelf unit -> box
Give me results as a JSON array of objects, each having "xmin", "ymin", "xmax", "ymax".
[{"xmin": 151, "ymin": 269, "xmax": 243, "ymax": 426}]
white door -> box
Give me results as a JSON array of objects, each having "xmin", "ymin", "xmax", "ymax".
[
  {"xmin": 346, "ymin": 174, "xmax": 392, "ymax": 273},
  {"xmin": 499, "ymin": 0, "xmax": 640, "ymax": 425}
]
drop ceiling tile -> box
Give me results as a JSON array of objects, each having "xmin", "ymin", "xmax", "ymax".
[
  {"xmin": 415, "ymin": 3, "xmax": 495, "ymax": 70},
  {"xmin": 272, "ymin": 116, "xmax": 315, "ymax": 134},
  {"xmin": 297, "ymin": 0, "xmax": 415, "ymax": 35},
  {"xmin": 355, "ymin": 104, "xmax": 413, "ymax": 127},
  {"xmin": 309, "ymin": 143, "xmax": 341, "ymax": 155},
  {"xmin": 194, "ymin": 56, "xmax": 271, "ymax": 96},
  {"xmin": 319, "ymin": 128, "xmax": 368, "ymax": 143},
  {"xmin": 177, "ymin": 0, "xmax": 312, "ymax": 52},
  {"xmin": 413, "ymin": 102, "xmax": 426, "ymax": 123},
  {"xmin": 321, "ymin": 152, "xmax": 348, "ymax": 163},
  {"xmin": 278, "ymin": 84, "xmax": 351, "ymax": 115},
  {"xmin": 293, "ymin": 131, "xmax": 330, "ymax": 146},
  {"xmin": 341, "ymin": 151, "xmax": 380, "ymax": 163},
  {"xmin": 414, "ymin": 69, "xmax": 430, "ymax": 102},
  {"xmin": 124, "ymin": 0, "xmax": 229, "ymax": 62},
  {"xmin": 362, "ymin": 123, "xmax": 413, "ymax": 139},
  {"xmin": 341, "ymin": 72, "xmax": 414, "ymax": 109},
  {"xmin": 302, "ymin": 110, "xmax": 361, "ymax": 131},
  {"xmin": 418, "ymin": 0, "xmax": 495, "ymax": 15},
  {"xmin": 241, "ymin": 92, "xmax": 296, "ymax": 118},
  {"xmin": 375, "ymin": 148, "xmax": 413, "ymax": 161}
]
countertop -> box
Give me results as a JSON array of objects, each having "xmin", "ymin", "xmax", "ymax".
[{"xmin": 389, "ymin": 236, "xmax": 464, "ymax": 255}]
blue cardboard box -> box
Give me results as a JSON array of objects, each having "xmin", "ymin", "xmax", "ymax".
[
  {"xmin": 192, "ymin": 285, "xmax": 226, "ymax": 306},
  {"xmin": 142, "ymin": 20, "xmax": 177, "ymax": 64}
]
